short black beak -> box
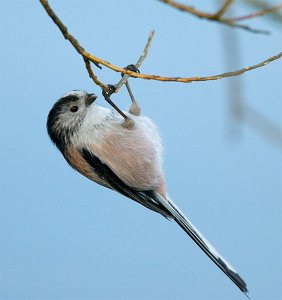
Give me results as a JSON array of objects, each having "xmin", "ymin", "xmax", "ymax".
[{"xmin": 85, "ymin": 93, "xmax": 97, "ymax": 106}]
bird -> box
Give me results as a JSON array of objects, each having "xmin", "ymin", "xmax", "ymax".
[{"xmin": 47, "ymin": 88, "xmax": 248, "ymax": 295}]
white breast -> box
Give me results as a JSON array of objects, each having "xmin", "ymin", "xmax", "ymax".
[{"xmin": 74, "ymin": 104, "xmax": 165, "ymax": 192}]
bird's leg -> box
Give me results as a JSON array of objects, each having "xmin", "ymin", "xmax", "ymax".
[
  {"xmin": 122, "ymin": 65, "xmax": 141, "ymax": 116},
  {"xmin": 102, "ymin": 85, "xmax": 135, "ymax": 129},
  {"xmin": 125, "ymin": 81, "xmax": 141, "ymax": 116}
]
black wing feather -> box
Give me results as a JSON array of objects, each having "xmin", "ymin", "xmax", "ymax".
[{"xmin": 80, "ymin": 148, "xmax": 171, "ymax": 218}]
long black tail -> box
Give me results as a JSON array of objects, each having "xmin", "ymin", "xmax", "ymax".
[{"xmin": 154, "ymin": 192, "xmax": 248, "ymax": 295}]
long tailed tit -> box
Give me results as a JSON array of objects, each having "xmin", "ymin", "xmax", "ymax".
[{"xmin": 47, "ymin": 90, "xmax": 248, "ymax": 295}]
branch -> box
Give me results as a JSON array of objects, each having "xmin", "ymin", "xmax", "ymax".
[
  {"xmin": 40, "ymin": 0, "xmax": 153, "ymax": 95},
  {"xmin": 213, "ymin": 0, "xmax": 234, "ymax": 19},
  {"xmin": 157, "ymin": 0, "xmax": 282, "ymax": 34},
  {"xmin": 240, "ymin": 0, "xmax": 282, "ymax": 24},
  {"xmin": 40, "ymin": 0, "xmax": 282, "ymax": 84},
  {"xmin": 230, "ymin": 3, "xmax": 282, "ymax": 22},
  {"xmin": 83, "ymin": 58, "xmax": 107, "ymax": 91},
  {"xmin": 82, "ymin": 51, "xmax": 281, "ymax": 83},
  {"xmin": 114, "ymin": 31, "xmax": 155, "ymax": 92}
]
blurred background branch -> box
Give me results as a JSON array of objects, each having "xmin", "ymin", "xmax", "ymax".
[
  {"xmin": 240, "ymin": 0, "xmax": 282, "ymax": 23},
  {"xmin": 158, "ymin": 0, "xmax": 282, "ymax": 33},
  {"xmin": 231, "ymin": 3, "xmax": 282, "ymax": 21},
  {"xmin": 218, "ymin": 1, "xmax": 282, "ymax": 148}
]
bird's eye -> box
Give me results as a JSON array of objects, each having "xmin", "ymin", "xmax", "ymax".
[{"xmin": 70, "ymin": 106, "xmax": 78, "ymax": 113}]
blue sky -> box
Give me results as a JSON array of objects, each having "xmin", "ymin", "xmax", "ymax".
[{"xmin": 1, "ymin": 1, "xmax": 281, "ymax": 300}]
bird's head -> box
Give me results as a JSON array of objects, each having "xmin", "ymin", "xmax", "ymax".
[{"xmin": 47, "ymin": 90, "xmax": 97, "ymax": 151}]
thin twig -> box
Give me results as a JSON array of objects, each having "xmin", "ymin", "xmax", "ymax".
[
  {"xmin": 220, "ymin": 21, "xmax": 269, "ymax": 34},
  {"xmin": 241, "ymin": 0, "xmax": 282, "ymax": 24},
  {"xmin": 230, "ymin": 3, "xmax": 282, "ymax": 22},
  {"xmin": 212, "ymin": 0, "xmax": 233, "ymax": 19},
  {"xmin": 159, "ymin": 0, "xmax": 219, "ymax": 18},
  {"xmin": 40, "ymin": 0, "xmax": 282, "ymax": 84},
  {"xmin": 115, "ymin": 31, "xmax": 155, "ymax": 92},
  {"xmin": 83, "ymin": 58, "xmax": 108, "ymax": 91},
  {"xmin": 158, "ymin": 0, "xmax": 270, "ymax": 34}
]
